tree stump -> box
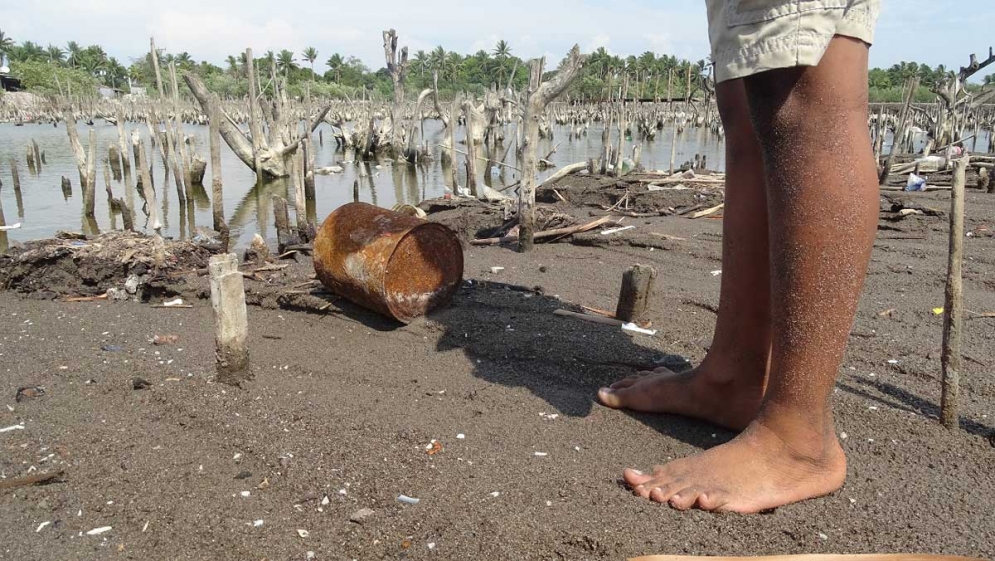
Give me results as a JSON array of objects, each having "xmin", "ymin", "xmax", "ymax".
[
  {"xmin": 941, "ymin": 156, "xmax": 968, "ymax": 429},
  {"xmin": 209, "ymin": 253, "xmax": 250, "ymax": 385},
  {"xmin": 615, "ymin": 264, "xmax": 657, "ymax": 323}
]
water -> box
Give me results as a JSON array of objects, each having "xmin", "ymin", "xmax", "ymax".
[{"xmin": 0, "ymin": 118, "xmax": 729, "ymax": 248}]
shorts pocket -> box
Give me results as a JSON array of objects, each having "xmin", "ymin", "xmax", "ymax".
[{"xmin": 727, "ymin": 0, "xmax": 848, "ymax": 27}]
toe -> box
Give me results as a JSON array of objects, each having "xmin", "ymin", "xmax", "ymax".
[
  {"xmin": 608, "ymin": 375, "xmax": 642, "ymax": 390},
  {"xmin": 622, "ymin": 468, "xmax": 652, "ymax": 487},
  {"xmin": 648, "ymin": 483, "xmax": 681, "ymax": 504},
  {"xmin": 668, "ymin": 487, "xmax": 702, "ymax": 510}
]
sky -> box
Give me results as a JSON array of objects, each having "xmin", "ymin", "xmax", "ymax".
[{"xmin": 1, "ymin": 0, "xmax": 992, "ymax": 81}]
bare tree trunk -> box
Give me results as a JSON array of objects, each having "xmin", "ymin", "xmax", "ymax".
[
  {"xmin": 245, "ymin": 48, "xmax": 264, "ymax": 181},
  {"xmin": 150, "ymin": 37, "xmax": 165, "ymax": 98},
  {"xmin": 879, "ymin": 77, "xmax": 918, "ymax": 184},
  {"xmin": 518, "ymin": 46, "xmax": 588, "ymax": 253},
  {"xmin": 209, "ymin": 95, "xmax": 227, "ymax": 234}
]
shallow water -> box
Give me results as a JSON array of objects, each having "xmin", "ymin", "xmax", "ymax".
[
  {"xmin": 0, "ymin": 119, "xmax": 726, "ymax": 248},
  {"xmin": 2, "ymin": 118, "xmax": 987, "ymax": 250}
]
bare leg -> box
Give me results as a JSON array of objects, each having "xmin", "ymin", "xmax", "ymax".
[
  {"xmin": 598, "ymin": 79, "xmax": 771, "ymax": 431},
  {"xmin": 621, "ymin": 36, "xmax": 877, "ymax": 512}
]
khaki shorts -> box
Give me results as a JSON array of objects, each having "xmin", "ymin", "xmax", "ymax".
[{"xmin": 706, "ymin": 0, "xmax": 880, "ymax": 83}]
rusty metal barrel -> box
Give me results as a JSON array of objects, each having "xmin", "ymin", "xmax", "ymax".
[{"xmin": 313, "ymin": 202, "xmax": 464, "ymax": 323}]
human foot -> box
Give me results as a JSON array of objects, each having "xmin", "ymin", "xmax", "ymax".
[
  {"xmin": 622, "ymin": 418, "xmax": 846, "ymax": 513},
  {"xmin": 597, "ymin": 366, "xmax": 765, "ymax": 431}
]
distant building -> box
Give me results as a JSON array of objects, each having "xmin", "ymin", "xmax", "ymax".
[
  {"xmin": 98, "ymin": 86, "xmax": 121, "ymax": 98},
  {"xmin": 0, "ymin": 66, "xmax": 22, "ymax": 92}
]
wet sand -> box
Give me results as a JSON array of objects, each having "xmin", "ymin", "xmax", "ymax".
[{"xmin": 0, "ymin": 185, "xmax": 993, "ymax": 560}]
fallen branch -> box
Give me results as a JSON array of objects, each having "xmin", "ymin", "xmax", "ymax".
[
  {"xmin": 0, "ymin": 470, "xmax": 65, "ymax": 492},
  {"xmin": 553, "ymin": 309, "xmax": 624, "ymax": 326},
  {"xmin": 471, "ymin": 216, "xmax": 616, "ymax": 246}
]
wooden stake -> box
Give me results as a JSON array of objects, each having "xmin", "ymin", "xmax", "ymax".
[
  {"xmin": 940, "ymin": 155, "xmax": 968, "ymax": 429},
  {"xmin": 209, "ymin": 253, "xmax": 250, "ymax": 385},
  {"xmin": 616, "ymin": 264, "xmax": 657, "ymax": 323}
]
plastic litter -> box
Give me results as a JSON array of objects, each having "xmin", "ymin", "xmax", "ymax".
[
  {"xmin": 905, "ymin": 173, "xmax": 927, "ymax": 192},
  {"xmin": 86, "ymin": 526, "xmax": 112, "ymax": 536},
  {"xmin": 397, "ymin": 495, "xmax": 420, "ymax": 505}
]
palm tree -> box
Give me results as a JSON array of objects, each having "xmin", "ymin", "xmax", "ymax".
[
  {"xmin": 301, "ymin": 46, "xmax": 318, "ymax": 80},
  {"xmin": 225, "ymin": 55, "xmax": 241, "ymax": 76},
  {"xmin": 276, "ymin": 49, "xmax": 296, "ymax": 79},
  {"xmin": 174, "ymin": 51, "xmax": 194, "ymax": 70},
  {"xmin": 412, "ymin": 50, "xmax": 428, "ymax": 77},
  {"xmin": 66, "ymin": 40, "xmax": 81, "ymax": 68},
  {"xmin": 325, "ymin": 53, "xmax": 344, "ymax": 82},
  {"xmin": 444, "ymin": 52, "xmax": 463, "ymax": 84},
  {"xmin": 46, "ymin": 44, "xmax": 65, "ymax": 65},
  {"xmin": 429, "ymin": 46, "xmax": 446, "ymax": 76},
  {"xmin": 492, "ymin": 40, "xmax": 511, "ymax": 85},
  {"xmin": 0, "ymin": 30, "xmax": 13, "ymax": 60}
]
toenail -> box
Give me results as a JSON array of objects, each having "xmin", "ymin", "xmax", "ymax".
[{"xmin": 631, "ymin": 469, "xmax": 643, "ymax": 475}]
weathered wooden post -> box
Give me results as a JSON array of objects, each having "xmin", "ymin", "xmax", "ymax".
[
  {"xmin": 137, "ymin": 138, "xmax": 162, "ymax": 232},
  {"xmin": 272, "ymin": 195, "xmax": 300, "ymax": 253},
  {"xmin": 941, "ymin": 155, "xmax": 969, "ymax": 429},
  {"xmin": 462, "ymin": 100, "xmax": 480, "ymax": 198},
  {"xmin": 208, "ymin": 95, "xmax": 227, "ymax": 233},
  {"xmin": 82, "ymin": 130, "xmax": 97, "ymax": 218},
  {"xmin": 517, "ymin": 46, "xmax": 587, "ymax": 252},
  {"xmin": 353, "ymin": 179, "xmax": 360, "ymax": 203},
  {"xmin": 61, "ymin": 176, "xmax": 72, "ymax": 199},
  {"xmin": 9, "ymin": 158, "xmax": 20, "ymax": 193},
  {"xmin": 209, "ymin": 253, "xmax": 250, "ymax": 385},
  {"xmin": 616, "ymin": 264, "xmax": 657, "ymax": 323},
  {"xmin": 32, "ymin": 140, "xmax": 41, "ymax": 173}
]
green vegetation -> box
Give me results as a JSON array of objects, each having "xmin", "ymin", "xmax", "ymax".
[{"xmin": 0, "ymin": 28, "xmax": 989, "ymax": 103}]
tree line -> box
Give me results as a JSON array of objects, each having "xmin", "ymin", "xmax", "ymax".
[{"xmin": 1, "ymin": 29, "xmax": 991, "ymax": 103}]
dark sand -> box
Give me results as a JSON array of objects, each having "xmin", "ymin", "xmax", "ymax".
[{"xmin": 1, "ymin": 184, "xmax": 993, "ymax": 560}]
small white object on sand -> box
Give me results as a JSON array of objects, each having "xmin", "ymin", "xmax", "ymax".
[{"xmin": 86, "ymin": 526, "xmax": 112, "ymax": 536}]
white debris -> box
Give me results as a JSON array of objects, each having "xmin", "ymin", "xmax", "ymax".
[
  {"xmin": 534, "ymin": 452, "xmax": 548, "ymax": 457},
  {"xmin": 817, "ymin": 532, "xmax": 829, "ymax": 540},
  {"xmin": 840, "ymin": 432, "xmax": 848, "ymax": 440},
  {"xmin": 36, "ymin": 521, "xmax": 51, "ymax": 532},
  {"xmin": 622, "ymin": 323, "xmax": 658, "ymax": 336},
  {"xmin": 397, "ymin": 495, "xmax": 420, "ymax": 505},
  {"xmin": 233, "ymin": 453, "xmax": 242, "ymax": 461},
  {"xmin": 86, "ymin": 526, "xmax": 112, "ymax": 536},
  {"xmin": 253, "ymin": 520, "xmax": 264, "ymax": 527},
  {"xmin": 240, "ymin": 491, "xmax": 251, "ymax": 498},
  {"xmin": 887, "ymin": 359, "xmax": 899, "ymax": 365},
  {"xmin": 142, "ymin": 521, "xmax": 150, "ymax": 532},
  {"xmin": 710, "ymin": 269, "xmax": 722, "ymax": 276},
  {"xmin": 162, "ymin": 298, "xmax": 184, "ymax": 307},
  {"xmin": 297, "ymin": 529, "xmax": 310, "ymax": 538},
  {"xmin": 338, "ymin": 488, "xmax": 347, "ymax": 495},
  {"xmin": 490, "ymin": 267, "xmax": 505, "ymax": 274},
  {"xmin": 456, "ymin": 433, "xmax": 465, "ymax": 440},
  {"xmin": 428, "ymin": 543, "xmax": 437, "ymax": 550},
  {"xmin": 0, "ymin": 424, "xmax": 25, "ymax": 433},
  {"xmin": 306, "ymin": 552, "xmax": 315, "ymax": 560},
  {"xmin": 489, "ymin": 491, "xmax": 500, "ymax": 498},
  {"xmin": 321, "ymin": 496, "xmax": 330, "ymax": 506},
  {"xmin": 601, "ymin": 225, "xmax": 636, "ymax": 236},
  {"xmin": 546, "ymin": 501, "xmax": 553, "ymax": 507}
]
